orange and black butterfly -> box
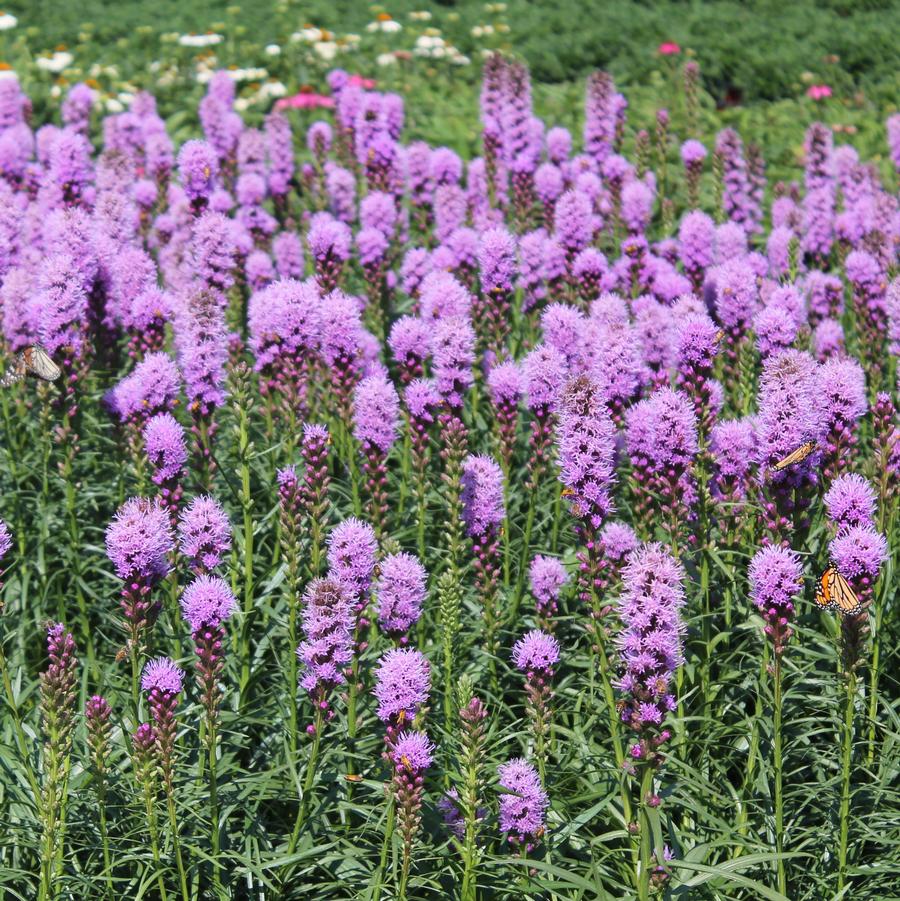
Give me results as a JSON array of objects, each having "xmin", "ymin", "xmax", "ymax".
[
  {"xmin": 815, "ymin": 566, "xmax": 862, "ymax": 616},
  {"xmin": 0, "ymin": 346, "xmax": 62, "ymax": 388},
  {"xmin": 772, "ymin": 440, "xmax": 817, "ymax": 472}
]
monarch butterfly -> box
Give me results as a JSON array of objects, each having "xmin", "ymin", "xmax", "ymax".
[
  {"xmin": 815, "ymin": 566, "xmax": 862, "ymax": 616},
  {"xmin": 0, "ymin": 346, "xmax": 62, "ymax": 388},
  {"xmin": 772, "ymin": 440, "xmax": 817, "ymax": 472}
]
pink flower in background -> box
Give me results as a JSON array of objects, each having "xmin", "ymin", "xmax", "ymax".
[
  {"xmin": 658, "ymin": 42, "xmax": 681, "ymax": 56},
  {"xmin": 274, "ymin": 92, "xmax": 335, "ymax": 111},
  {"xmin": 806, "ymin": 85, "xmax": 833, "ymax": 101},
  {"xmin": 348, "ymin": 74, "xmax": 376, "ymax": 89}
]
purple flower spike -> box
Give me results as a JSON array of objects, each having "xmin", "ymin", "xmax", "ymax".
[
  {"xmin": 392, "ymin": 730, "xmax": 434, "ymax": 773},
  {"xmin": 529, "ymin": 555, "xmax": 567, "ymax": 624},
  {"xmin": 141, "ymin": 656, "xmax": 184, "ymax": 695},
  {"xmin": 178, "ymin": 495, "xmax": 232, "ymax": 574},
  {"xmin": 297, "ymin": 578, "xmax": 354, "ymax": 715},
  {"xmin": 377, "ymin": 552, "xmax": 427, "ymax": 638},
  {"xmin": 180, "ymin": 574, "xmax": 237, "ymax": 633},
  {"xmin": 615, "ymin": 543, "xmax": 686, "ymax": 760},
  {"xmin": 106, "ymin": 497, "xmax": 174, "ymax": 585},
  {"xmin": 373, "ymin": 647, "xmax": 431, "ymax": 728},
  {"xmin": 460, "ymin": 454, "xmax": 506, "ymax": 538},
  {"xmin": 327, "ymin": 517, "xmax": 378, "ymax": 603},
  {"xmin": 512, "ymin": 629, "xmax": 560, "ymax": 675},
  {"xmin": 497, "ymin": 758, "xmax": 549, "ymax": 851},
  {"xmin": 824, "ymin": 474, "xmax": 877, "ymax": 530},
  {"xmin": 748, "ymin": 546, "xmax": 803, "ymax": 655}
]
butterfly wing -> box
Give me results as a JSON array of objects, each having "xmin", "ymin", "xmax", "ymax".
[
  {"xmin": 814, "ymin": 568, "xmax": 834, "ymax": 610},
  {"xmin": 24, "ymin": 346, "xmax": 62, "ymax": 381},
  {"xmin": 772, "ymin": 441, "xmax": 815, "ymax": 472},
  {"xmin": 0, "ymin": 352, "xmax": 27, "ymax": 388},
  {"xmin": 829, "ymin": 569, "xmax": 863, "ymax": 616}
]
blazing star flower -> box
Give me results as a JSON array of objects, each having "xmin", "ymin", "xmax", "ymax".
[
  {"xmin": 556, "ymin": 374, "xmax": 617, "ymax": 531},
  {"xmin": 497, "ymin": 758, "xmax": 549, "ymax": 849},
  {"xmin": 297, "ymin": 578, "xmax": 354, "ymax": 697},
  {"xmin": 512, "ymin": 629, "xmax": 560, "ymax": 675},
  {"xmin": 616, "ymin": 543, "xmax": 686, "ymax": 755},
  {"xmin": 180, "ymin": 574, "xmax": 237, "ymax": 634},
  {"xmin": 392, "ymin": 729, "xmax": 434, "ymax": 773},
  {"xmin": 824, "ymin": 474, "xmax": 877, "ymax": 530},
  {"xmin": 460, "ymin": 454, "xmax": 506, "ymax": 538},
  {"xmin": 105, "ymin": 497, "xmax": 174, "ymax": 585},
  {"xmin": 373, "ymin": 647, "xmax": 431, "ymax": 725},
  {"xmin": 327, "ymin": 518, "xmax": 378, "ymax": 601},
  {"xmin": 377, "ymin": 552, "xmax": 427, "ymax": 636},
  {"xmin": 178, "ymin": 495, "xmax": 232, "ymax": 573},
  {"xmin": 177, "ymin": 139, "xmax": 218, "ymax": 207},
  {"xmin": 144, "ymin": 412, "xmax": 188, "ymax": 485},
  {"xmin": 141, "ymin": 656, "xmax": 184, "ymax": 695},
  {"xmin": 432, "ymin": 316, "xmax": 476, "ymax": 408},
  {"xmin": 749, "ymin": 546, "xmax": 803, "ymax": 655},
  {"xmin": 107, "ymin": 352, "xmax": 181, "ymax": 424},
  {"xmin": 353, "ymin": 373, "xmax": 401, "ymax": 454},
  {"xmin": 829, "ymin": 525, "xmax": 888, "ymax": 581},
  {"xmin": 529, "ymin": 555, "xmax": 567, "ymax": 622}
]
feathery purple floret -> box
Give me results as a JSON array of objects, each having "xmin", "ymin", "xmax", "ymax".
[
  {"xmin": 377, "ymin": 552, "xmax": 427, "ymax": 636},
  {"xmin": 141, "ymin": 656, "xmax": 184, "ymax": 694},
  {"xmin": 512, "ymin": 629, "xmax": 560, "ymax": 674},
  {"xmin": 297, "ymin": 577, "xmax": 355, "ymax": 694},
  {"xmin": 460, "ymin": 454, "xmax": 506, "ymax": 537},
  {"xmin": 180, "ymin": 574, "xmax": 237, "ymax": 632},
  {"xmin": 353, "ymin": 374, "xmax": 401, "ymax": 454},
  {"xmin": 327, "ymin": 518, "xmax": 378, "ymax": 600},
  {"xmin": 497, "ymin": 758, "xmax": 549, "ymax": 849},
  {"xmin": 373, "ymin": 647, "xmax": 431, "ymax": 724},
  {"xmin": 824, "ymin": 474, "xmax": 877, "ymax": 530},
  {"xmin": 144, "ymin": 413, "xmax": 188, "ymax": 484},
  {"xmin": 178, "ymin": 495, "xmax": 232, "ymax": 572},
  {"xmin": 616, "ymin": 543, "xmax": 686, "ymax": 753},
  {"xmin": 106, "ymin": 497, "xmax": 174, "ymax": 584}
]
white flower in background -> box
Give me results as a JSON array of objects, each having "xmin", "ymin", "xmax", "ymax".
[
  {"xmin": 258, "ymin": 80, "xmax": 287, "ymax": 99},
  {"xmin": 367, "ymin": 17, "xmax": 402, "ymax": 33},
  {"xmin": 36, "ymin": 51, "xmax": 74, "ymax": 74},
  {"xmin": 178, "ymin": 33, "xmax": 223, "ymax": 47},
  {"xmin": 265, "ymin": 44, "xmax": 281, "ymax": 56},
  {"xmin": 344, "ymin": 34, "xmax": 361, "ymax": 45},
  {"xmin": 50, "ymin": 84, "xmax": 62, "ymax": 98},
  {"xmin": 195, "ymin": 68, "xmax": 213, "ymax": 84},
  {"xmin": 414, "ymin": 34, "xmax": 449, "ymax": 58},
  {"xmin": 409, "ymin": 10, "xmax": 432, "ymax": 20},
  {"xmin": 377, "ymin": 52, "xmax": 397, "ymax": 67},
  {"xmin": 451, "ymin": 52, "xmax": 471, "ymax": 65},
  {"xmin": 104, "ymin": 97, "xmax": 124, "ymax": 113},
  {"xmin": 365, "ymin": 21, "xmax": 378, "ymax": 32},
  {"xmin": 0, "ymin": 12, "xmax": 17, "ymax": 30},
  {"xmin": 227, "ymin": 67, "xmax": 268, "ymax": 82},
  {"xmin": 234, "ymin": 97, "xmax": 250, "ymax": 112},
  {"xmin": 0, "ymin": 69, "xmax": 17, "ymax": 81},
  {"xmin": 314, "ymin": 41, "xmax": 337, "ymax": 60},
  {"xmin": 298, "ymin": 27, "xmax": 323, "ymax": 42}
]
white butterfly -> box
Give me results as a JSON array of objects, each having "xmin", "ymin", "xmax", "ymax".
[{"xmin": 0, "ymin": 346, "xmax": 62, "ymax": 388}]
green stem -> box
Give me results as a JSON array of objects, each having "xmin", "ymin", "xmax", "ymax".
[
  {"xmin": 165, "ymin": 787, "xmax": 190, "ymax": 901},
  {"xmin": 373, "ymin": 796, "xmax": 396, "ymax": 901},
  {"xmin": 866, "ymin": 590, "xmax": 885, "ymax": 767},
  {"xmin": 290, "ymin": 707, "xmax": 324, "ymax": 853},
  {"xmin": 208, "ymin": 723, "xmax": 221, "ymax": 894},
  {"xmin": 0, "ymin": 646, "xmax": 41, "ymax": 803},
  {"xmin": 837, "ymin": 669, "xmax": 856, "ymax": 894},
  {"xmin": 773, "ymin": 654, "xmax": 786, "ymax": 896},
  {"xmin": 143, "ymin": 782, "xmax": 169, "ymax": 901},
  {"xmin": 637, "ymin": 766, "xmax": 655, "ymax": 901}
]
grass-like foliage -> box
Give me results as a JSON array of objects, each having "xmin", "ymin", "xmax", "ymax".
[{"xmin": 0, "ymin": 41, "xmax": 899, "ymax": 901}]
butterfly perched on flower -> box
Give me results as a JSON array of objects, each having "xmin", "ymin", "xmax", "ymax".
[
  {"xmin": 0, "ymin": 346, "xmax": 62, "ymax": 388},
  {"xmin": 772, "ymin": 440, "xmax": 817, "ymax": 472},
  {"xmin": 815, "ymin": 565, "xmax": 862, "ymax": 616}
]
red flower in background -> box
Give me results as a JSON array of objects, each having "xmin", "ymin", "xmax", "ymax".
[{"xmin": 658, "ymin": 42, "xmax": 681, "ymax": 56}]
